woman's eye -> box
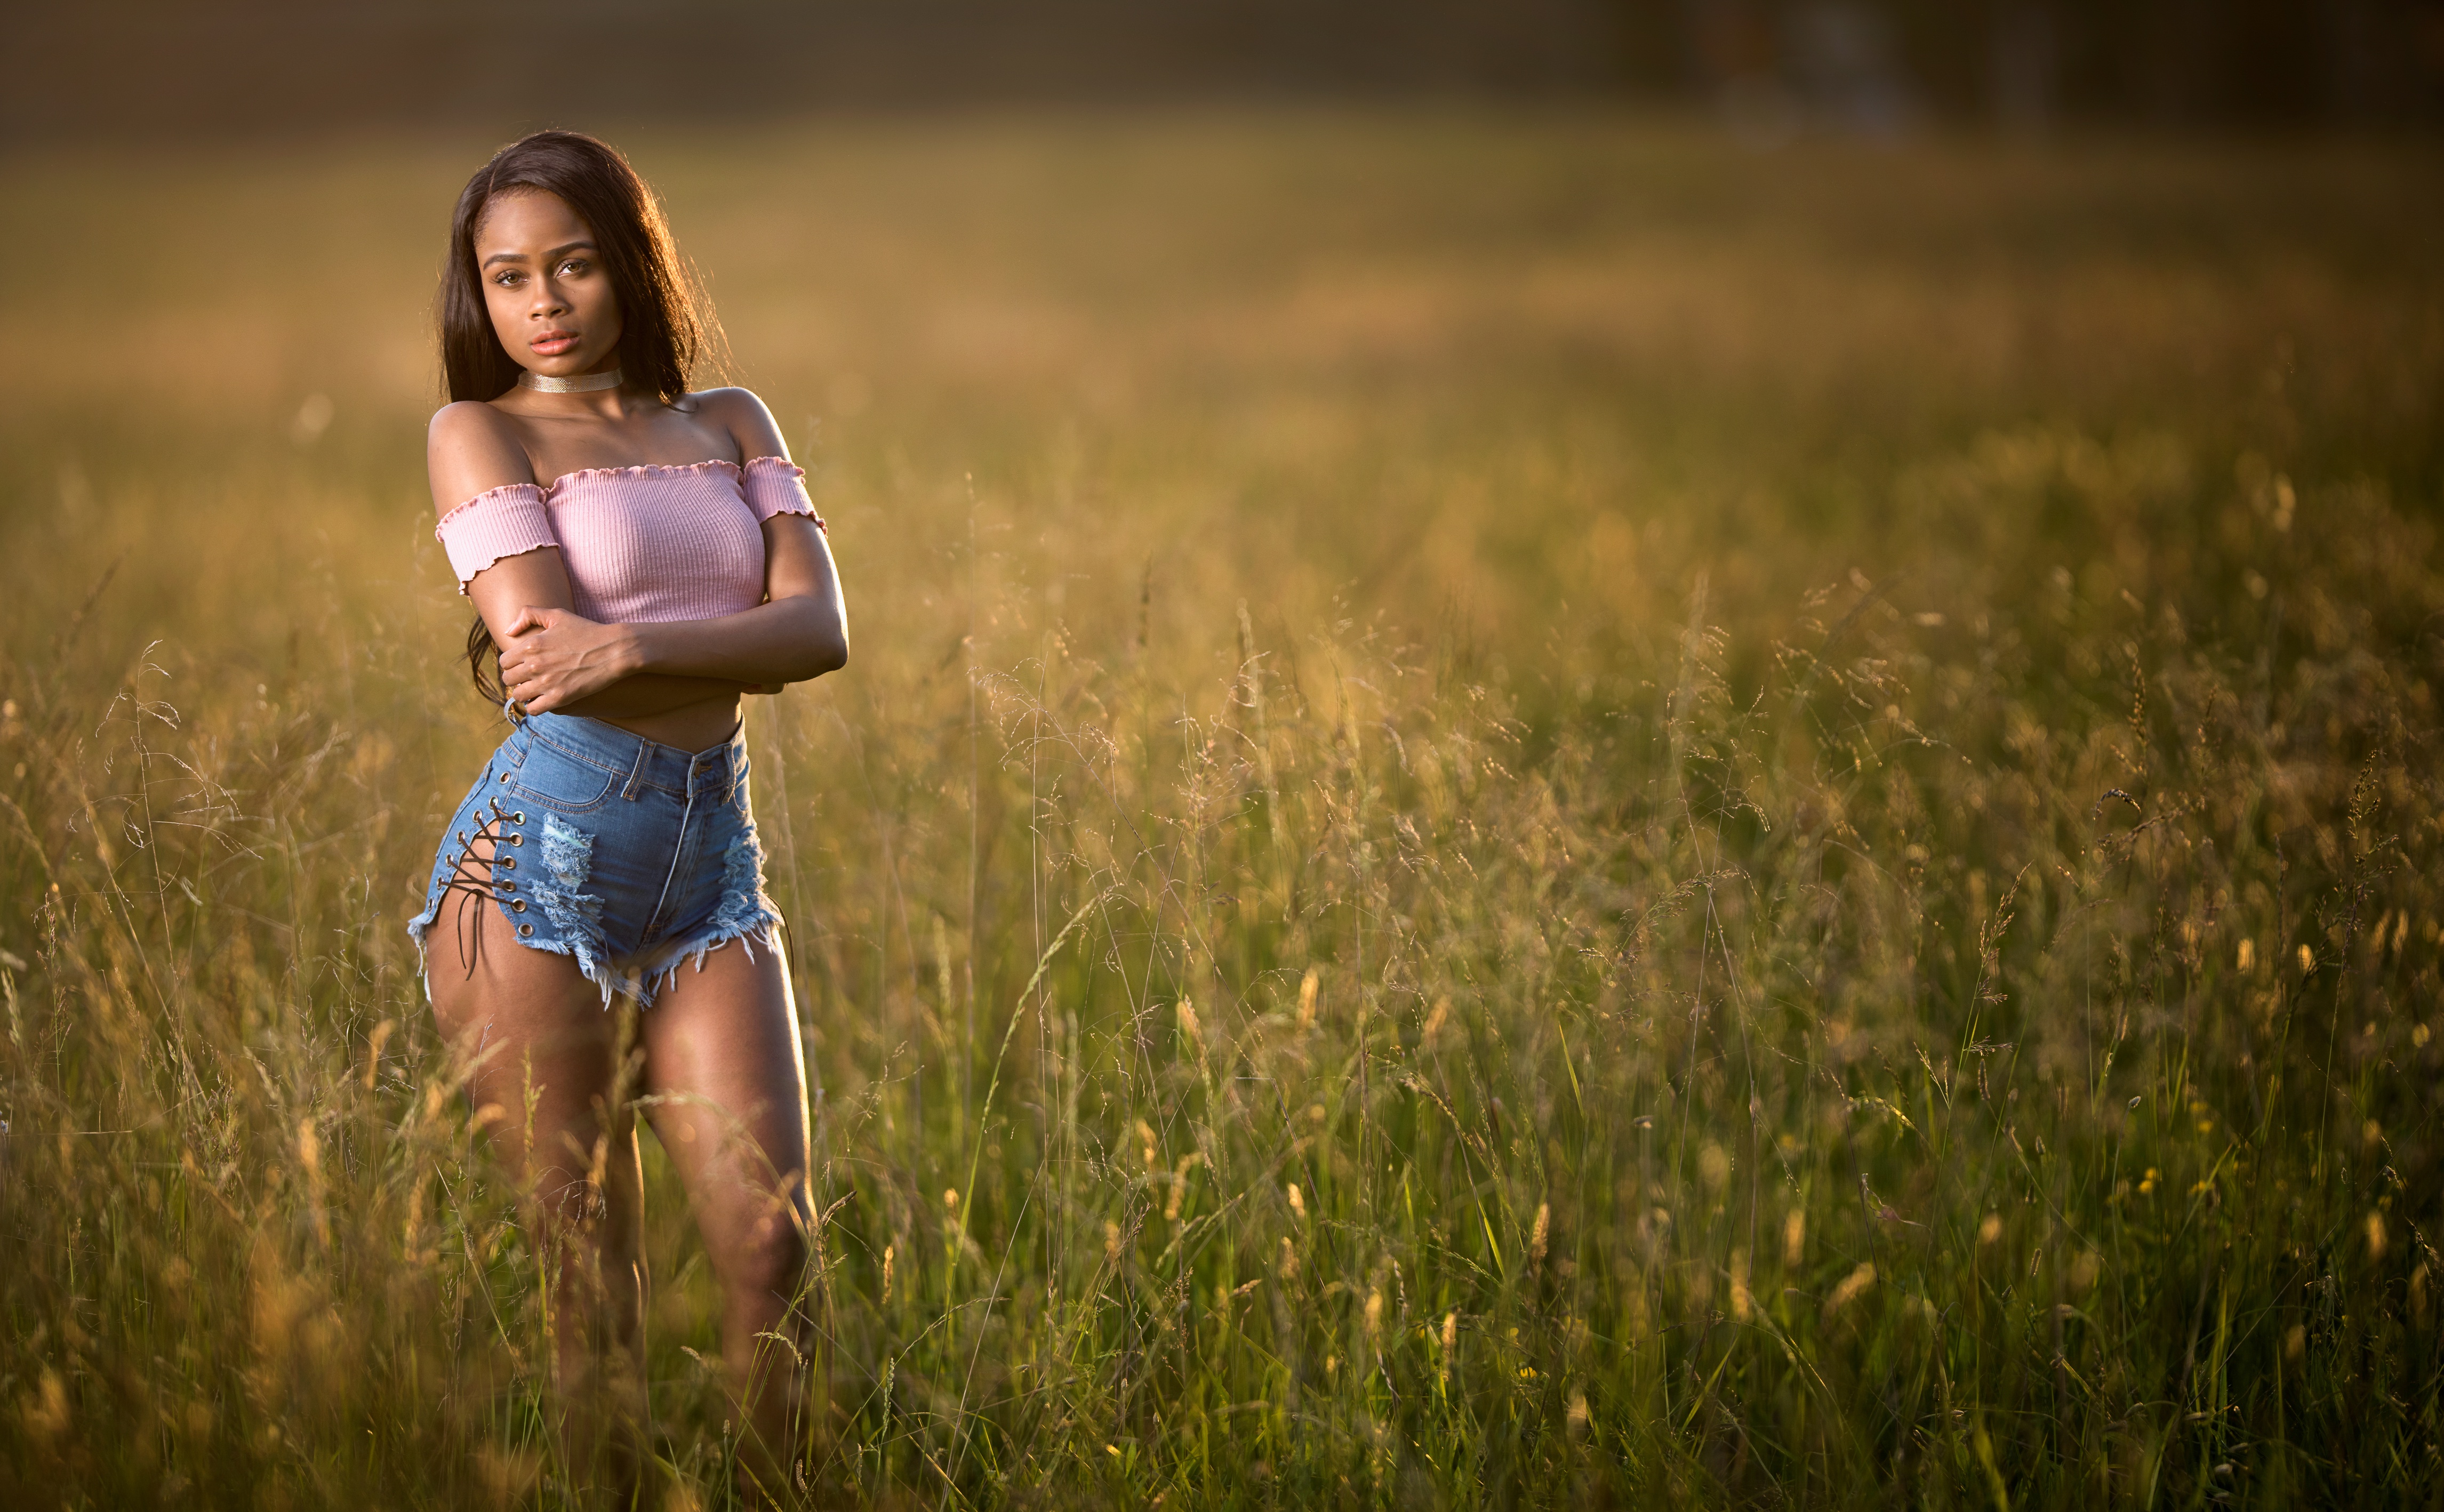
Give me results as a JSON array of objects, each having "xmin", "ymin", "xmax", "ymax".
[
  {"xmin": 558, "ymin": 260, "xmax": 588, "ymax": 276},
  {"xmin": 493, "ymin": 271, "xmax": 522, "ymax": 287}
]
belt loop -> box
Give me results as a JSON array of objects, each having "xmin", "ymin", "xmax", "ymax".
[{"xmin": 620, "ymin": 739, "xmax": 651, "ymax": 801}]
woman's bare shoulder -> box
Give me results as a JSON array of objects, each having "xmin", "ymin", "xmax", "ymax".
[
  {"xmin": 427, "ymin": 400, "xmax": 538, "ymax": 515},
  {"xmin": 688, "ymin": 387, "xmax": 790, "ymax": 463}
]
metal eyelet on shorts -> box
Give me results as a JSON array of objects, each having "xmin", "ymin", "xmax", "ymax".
[
  {"xmin": 512, "ymin": 899, "xmax": 528, "ymax": 913},
  {"xmin": 456, "ymin": 831, "xmax": 467, "ymax": 843},
  {"xmin": 509, "ymin": 833, "xmax": 523, "ymax": 846},
  {"xmin": 518, "ymin": 922, "xmax": 533, "ymax": 936},
  {"xmin": 512, "ymin": 812, "xmax": 526, "ymax": 825},
  {"xmin": 499, "ymin": 857, "xmax": 516, "ymax": 871},
  {"xmin": 498, "ymin": 771, "xmax": 510, "ymax": 784}
]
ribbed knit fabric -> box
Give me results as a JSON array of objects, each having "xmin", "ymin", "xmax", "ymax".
[{"xmin": 435, "ymin": 455, "xmax": 823, "ymax": 623}]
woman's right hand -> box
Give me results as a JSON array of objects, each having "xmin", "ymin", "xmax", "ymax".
[{"xmin": 498, "ymin": 605, "xmax": 639, "ymax": 714}]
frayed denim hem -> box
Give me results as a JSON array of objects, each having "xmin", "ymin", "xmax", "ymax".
[
  {"xmin": 636, "ymin": 908, "xmax": 787, "ymax": 1005},
  {"xmin": 404, "ymin": 890, "xmax": 787, "ymax": 1011},
  {"xmin": 404, "ymin": 905, "xmax": 440, "ymax": 1004},
  {"xmin": 403, "ymin": 898, "xmax": 621, "ymax": 1008},
  {"xmin": 619, "ymin": 829, "xmax": 789, "ymax": 1002},
  {"xmin": 625, "ymin": 829, "xmax": 786, "ymax": 1006}
]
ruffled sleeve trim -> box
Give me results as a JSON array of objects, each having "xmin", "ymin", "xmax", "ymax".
[
  {"xmin": 435, "ymin": 482, "xmax": 557, "ymax": 593},
  {"xmin": 740, "ymin": 454, "xmax": 827, "ymax": 530}
]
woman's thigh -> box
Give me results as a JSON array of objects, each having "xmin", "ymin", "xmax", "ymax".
[
  {"xmin": 639, "ymin": 939, "xmax": 811, "ymax": 1279},
  {"xmin": 427, "ymin": 886, "xmax": 636, "ymax": 1210}
]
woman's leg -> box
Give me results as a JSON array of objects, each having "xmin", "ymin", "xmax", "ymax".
[
  {"xmin": 638, "ymin": 938, "xmax": 816, "ymax": 1500},
  {"xmin": 426, "ymin": 876, "xmax": 647, "ymax": 1494}
]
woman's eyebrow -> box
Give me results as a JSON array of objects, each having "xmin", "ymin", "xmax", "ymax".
[{"xmin": 480, "ymin": 240, "xmax": 597, "ymax": 269}]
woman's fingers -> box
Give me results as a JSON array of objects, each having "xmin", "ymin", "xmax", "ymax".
[
  {"xmin": 498, "ymin": 607, "xmax": 561, "ymax": 676},
  {"xmin": 497, "ymin": 608, "xmax": 623, "ymax": 713}
]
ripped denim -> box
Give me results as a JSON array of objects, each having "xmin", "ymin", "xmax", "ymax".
[{"xmin": 406, "ymin": 712, "xmax": 786, "ymax": 1008}]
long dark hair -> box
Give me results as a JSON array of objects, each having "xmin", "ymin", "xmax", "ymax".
[{"xmin": 439, "ymin": 130, "xmax": 725, "ymax": 702}]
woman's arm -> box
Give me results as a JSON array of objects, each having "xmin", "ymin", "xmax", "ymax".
[
  {"xmin": 493, "ymin": 390, "xmax": 848, "ymax": 714},
  {"xmin": 494, "ymin": 527, "xmax": 845, "ymax": 710},
  {"xmin": 430, "ymin": 402, "xmax": 754, "ymax": 718},
  {"xmin": 468, "ymin": 534, "xmax": 765, "ymax": 716}
]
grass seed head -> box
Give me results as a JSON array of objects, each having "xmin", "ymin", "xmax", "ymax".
[{"xmin": 1825, "ymin": 1262, "xmax": 1878, "ymax": 1320}]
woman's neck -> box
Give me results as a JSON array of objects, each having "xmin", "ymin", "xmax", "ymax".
[{"xmin": 506, "ymin": 386, "xmax": 657, "ymax": 423}]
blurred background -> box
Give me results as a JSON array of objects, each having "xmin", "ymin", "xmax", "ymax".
[
  {"xmin": 7, "ymin": 0, "xmax": 2443, "ymax": 142},
  {"xmin": 2, "ymin": 0, "xmax": 2439, "ymax": 952}
]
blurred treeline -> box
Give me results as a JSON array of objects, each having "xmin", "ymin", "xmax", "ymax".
[{"xmin": 3, "ymin": 0, "xmax": 2439, "ymax": 144}]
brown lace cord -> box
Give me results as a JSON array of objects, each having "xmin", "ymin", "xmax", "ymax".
[{"xmin": 442, "ymin": 797, "xmax": 529, "ymax": 980}]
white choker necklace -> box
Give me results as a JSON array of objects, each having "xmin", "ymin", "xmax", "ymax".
[{"xmin": 518, "ymin": 367, "xmax": 623, "ymax": 395}]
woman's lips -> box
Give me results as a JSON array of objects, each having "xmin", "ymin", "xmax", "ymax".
[{"xmin": 531, "ymin": 333, "xmax": 579, "ymax": 356}]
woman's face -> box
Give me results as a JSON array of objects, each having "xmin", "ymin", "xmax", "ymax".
[{"xmin": 474, "ymin": 189, "xmax": 623, "ymax": 379}]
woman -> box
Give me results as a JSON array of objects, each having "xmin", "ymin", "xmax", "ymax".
[{"xmin": 405, "ymin": 130, "xmax": 847, "ymax": 1499}]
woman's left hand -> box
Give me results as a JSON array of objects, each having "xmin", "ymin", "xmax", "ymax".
[{"xmin": 497, "ymin": 606, "xmax": 637, "ymax": 714}]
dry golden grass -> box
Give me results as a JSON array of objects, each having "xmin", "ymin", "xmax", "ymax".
[{"xmin": 1, "ymin": 112, "xmax": 2440, "ymax": 1507}]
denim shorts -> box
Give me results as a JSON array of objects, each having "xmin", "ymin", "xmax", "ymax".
[{"xmin": 406, "ymin": 712, "xmax": 785, "ymax": 1007}]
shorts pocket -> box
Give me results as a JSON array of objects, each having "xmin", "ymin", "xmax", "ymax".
[{"xmin": 506, "ymin": 735, "xmax": 619, "ymax": 814}]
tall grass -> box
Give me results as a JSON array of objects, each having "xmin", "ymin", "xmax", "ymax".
[{"xmin": 2, "ymin": 115, "xmax": 2440, "ymax": 1507}]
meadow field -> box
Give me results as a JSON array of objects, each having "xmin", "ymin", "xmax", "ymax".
[{"xmin": 1, "ymin": 112, "xmax": 2441, "ymax": 1507}]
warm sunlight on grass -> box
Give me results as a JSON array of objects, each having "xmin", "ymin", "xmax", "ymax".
[{"xmin": 2, "ymin": 114, "xmax": 2440, "ymax": 1506}]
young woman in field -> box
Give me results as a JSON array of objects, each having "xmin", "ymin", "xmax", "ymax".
[{"xmin": 406, "ymin": 130, "xmax": 847, "ymax": 1500}]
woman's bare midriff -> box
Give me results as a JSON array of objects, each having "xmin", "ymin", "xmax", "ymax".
[{"xmin": 565, "ymin": 693, "xmax": 744, "ymax": 754}]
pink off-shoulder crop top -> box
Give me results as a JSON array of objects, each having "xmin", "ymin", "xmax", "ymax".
[{"xmin": 434, "ymin": 455, "xmax": 824, "ymax": 624}]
